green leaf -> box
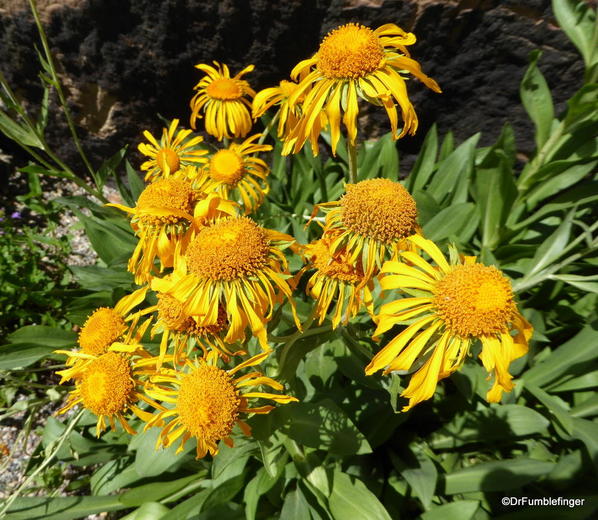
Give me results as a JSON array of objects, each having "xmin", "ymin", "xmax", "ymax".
[
  {"xmin": 0, "ymin": 110, "xmax": 44, "ymax": 149},
  {"xmin": 78, "ymin": 213, "xmax": 136, "ymax": 266},
  {"xmin": 402, "ymin": 456, "xmax": 438, "ymax": 509},
  {"xmin": 427, "ymin": 134, "xmax": 480, "ymax": 206},
  {"xmin": 571, "ymin": 417, "xmax": 598, "ymax": 468},
  {"xmin": 131, "ymin": 428, "xmax": 194, "ymax": 477},
  {"xmin": 444, "ymin": 458, "xmax": 555, "ymax": 494},
  {"xmin": 407, "ymin": 124, "xmax": 438, "ymax": 192},
  {"xmin": 475, "ymin": 149, "xmax": 517, "ymax": 249},
  {"xmin": 126, "ymin": 160, "xmax": 146, "ymax": 201},
  {"xmin": 70, "ymin": 265, "xmax": 134, "ymax": 291},
  {"xmin": 0, "ymin": 343, "xmax": 58, "ymax": 369},
  {"xmin": 553, "ymin": 0, "xmax": 598, "ymax": 68},
  {"xmin": 550, "ymin": 273, "xmax": 598, "ymax": 294},
  {"xmin": 421, "ymin": 501, "xmax": 479, "ymax": 520},
  {"xmin": 520, "ymin": 50, "xmax": 554, "ymax": 149},
  {"xmin": 4, "ymin": 495, "xmax": 126, "ymax": 520},
  {"xmin": 571, "ymin": 394, "xmax": 598, "ymax": 418},
  {"xmin": 280, "ymin": 487, "xmax": 312, "ymax": 520},
  {"xmin": 329, "ymin": 471, "xmax": 391, "ymax": 520},
  {"xmin": 96, "ymin": 146, "xmax": 127, "ymax": 190},
  {"xmin": 7, "ymin": 325, "xmax": 77, "ymax": 347},
  {"xmin": 422, "ymin": 203, "xmax": 478, "ymax": 243},
  {"xmin": 120, "ymin": 475, "xmax": 199, "ymax": 507},
  {"xmin": 430, "ymin": 404, "xmax": 550, "ymax": 449},
  {"xmin": 119, "ymin": 503, "xmax": 170, "ymax": 520},
  {"xmin": 273, "ymin": 400, "xmax": 372, "ymax": 456},
  {"xmin": 524, "ymin": 383, "xmax": 573, "ymax": 435},
  {"xmin": 244, "ymin": 468, "xmax": 282, "ymax": 520},
  {"xmin": 523, "ymin": 323, "xmax": 598, "ymax": 387},
  {"xmin": 523, "ymin": 209, "xmax": 574, "ymax": 279},
  {"xmin": 526, "ymin": 160, "xmax": 597, "ymax": 208}
]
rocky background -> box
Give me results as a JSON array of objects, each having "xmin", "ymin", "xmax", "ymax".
[{"xmin": 0, "ymin": 0, "xmax": 586, "ymax": 183}]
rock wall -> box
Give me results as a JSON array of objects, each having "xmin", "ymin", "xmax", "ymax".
[{"xmin": 0, "ymin": 0, "xmax": 585, "ymax": 178}]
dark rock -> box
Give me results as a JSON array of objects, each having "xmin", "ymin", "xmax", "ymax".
[{"xmin": 0, "ymin": 0, "xmax": 586, "ymax": 179}]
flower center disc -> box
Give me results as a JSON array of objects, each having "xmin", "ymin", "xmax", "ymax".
[
  {"xmin": 156, "ymin": 148, "xmax": 181, "ymax": 174},
  {"xmin": 206, "ymin": 78, "xmax": 243, "ymax": 100},
  {"xmin": 433, "ymin": 264, "xmax": 515, "ymax": 338},
  {"xmin": 177, "ymin": 364, "xmax": 240, "ymax": 442},
  {"xmin": 341, "ymin": 178, "xmax": 418, "ymax": 243},
  {"xmin": 210, "ymin": 149, "xmax": 245, "ymax": 185},
  {"xmin": 79, "ymin": 308, "xmax": 125, "ymax": 356},
  {"xmin": 185, "ymin": 217, "xmax": 270, "ymax": 281},
  {"xmin": 157, "ymin": 294, "xmax": 189, "ymax": 331},
  {"xmin": 317, "ymin": 23, "xmax": 384, "ymax": 79},
  {"xmin": 80, "ymin": 353, "xmax": 134, "ymax": 416},
  {"xmin": 136, "ymin": 178, "xmax": 195, "ymax": 226}
]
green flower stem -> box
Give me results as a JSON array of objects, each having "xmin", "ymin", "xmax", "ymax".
[
  {"xmin": 257, "ymin": 110, "xmax": 280, "ymax": 145},
  {"xmin": 0, "ymin": 409, "xmax": 84, "ymax": 517},
  {"xmin": 347, "ymin": 138, "xmax": 358, "ymax": 184},
  {"xmin": 28, "ymin": 0, "xmax": 97, "ymax": 185}
]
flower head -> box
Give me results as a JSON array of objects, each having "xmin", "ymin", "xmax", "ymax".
[
  {"xmin": 190, "ymin": 62, "xmax": 256, "ymax": 141},
  {"xmin": 252, "ymin": 80, "xmax": 305, "ymax": 139},
  {"xmin": 144, "ymin": 351, "xmax": 297, "ymax": 459},
  {"xmin": 196, "ymin": 134, "xmax": 272, "ymax": 214},
  {"xmin": 303, "ymin": 237, "xmax": 373, "ymax": 328},
  {"xmin": 282, "ymin": 23, "xmax": 441, "ymax": 156},
  {"xmin": 316, "ymin": 178, "xmax": 419, "ymax": 281},
  {"xmin": 108, "ymin": 178, "xmax": 235, "ymax": 283},
  {"xmin": 138, "ymin": 119, "xmax": 208, "ymax": 181},
  {"xmin": 366, "ymin": 235, "xmax": 532, "ymax": 410},
  {"xmin": 151, "ymin": 216, "xmax": 300, "ymax": 350}
]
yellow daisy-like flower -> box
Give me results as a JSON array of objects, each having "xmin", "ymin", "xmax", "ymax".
[
  {"xmin": 190, "ymin": 62, "xmax": 256, "ymax": 141},
  {"xmin": 365, "ymin": 235, "xmax": 533, "ymax": 411},
  {"xmin": 151, "ymin": 216, "xmax": 300, "ymax": 350},
  {"xmin": 144, "ymin": 351, "xmax": 297, "ymax": 459},
  {"xmin": 64, "ymin": 287, "xmax": 148, "ymax": 374},
  {"xmin": 282, "ymin": 23, "xmax": 441, "ymax": 156},
  {"xmin": 138, "ymin": 119, "xmax": 209, "ymax": 182},
  {"xmin": 303, "ymin": 237, "xmax": 373, "ymax": 329},
  {"xmin": 252, "ymin": 80, "xmax": 305, "ymax": 140},
  {"xmin": 316, "ymin": 178, "xmax": 419, "ymax": 282},
  {"xmin": 199, "ymin": 134, "xmax": 272, "ymax": 214},
  {"xmin": 108, "ymin": 177, "xmax": 236, "ymax": 283},
  {"xmin": 139, "ymin": 292, "xmax": 241, "ymax": 367}
]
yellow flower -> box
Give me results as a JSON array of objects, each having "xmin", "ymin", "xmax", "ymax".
[
  {"xmin": 151, "ymin": 216, "xmax": 300, "ymax": 350},
  {"xmin": 138, "ymin": 119, "xmax": 209, "ymax": 182},
  {"xmin": 140, "ymin": 292, "xmax": 242, "ymax": 367},
  {"xmin": 198, "ymin": 134, "xmax": 272, "ymax": 214},
  {"xmin": 190, "ymin": 62, "xmax": 256, "ymax": 141},
  {"xmin": 252, "ymin": 80, "xmax": 305, "ymax": 139},
  {"xmin": 108, "ymin": 177, "xmax": 236, "ymax": 283},
  {"xmin": 144, "ymin": 351, "xmax": 297, "ymax": 459},
  {"xmin": 66, "ymin": 287, "xmax": 148, "ymax": 371},
  {"xmin": 303, "ymin": 237, "xmax": 373, "ymax": 329},
  {"xmin": 282, "ymin": 23, "xmax": 441, "ymax": 156},
  {"xmin": 316, "ymin": 178, "xmax": 419, "ymax": 282},
  {"xmin": 365, "ymin": 235, "xmax": 533, "ymax": 411}
]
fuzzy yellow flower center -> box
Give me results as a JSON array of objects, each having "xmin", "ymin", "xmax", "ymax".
[
  {"xmin": 79, "ymin": 353, "xmax": 135, "ymax": 416},
  {"xmin": 317, "ymin": 23, "xmax": 384, "ymax": 79},
  {"xmin": 185, "ymin": 217, "xmax": 270, "ymax": 281},
  {"xmin": 79, "ymin": 308, "xmax": 125, "ymax": 356},
  {"xmin": 341, "ymin": 178, "xmax": 418, "ymax": 243},
  {"xmin": 206, "ymin": 78, "xmax": 243, "ymax": 100},
  {"xmin": 158, "ymin": 294, "xmax": 228, "ymax": 336},
  {"xmin": 433, "ymin": 264, "xmax": 515, "ymax": 338},
  {"xmin": 308, "ymin": 240, "xmax": 362, "ymax": 284},
  {"xmin": 209, "ymin": 149, "xmax": 245, "ymax": 185},
  {"xmin": 177, "ymin": 364, "xmax": 240, "ymax": 443},
  {"xmin": 136, "ymin": 177, "xmax": 195, "ymax": 226},
  {"xmin": 156, "ymin": 148, "xmax": 181, "ymax": 174}
]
